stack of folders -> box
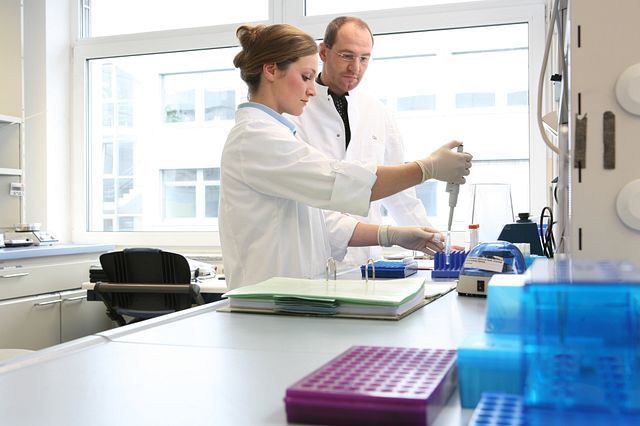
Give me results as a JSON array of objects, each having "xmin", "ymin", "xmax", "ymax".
[{"xmin": 222, "ymin": 277, "xmax": 427, "ymax": 320}]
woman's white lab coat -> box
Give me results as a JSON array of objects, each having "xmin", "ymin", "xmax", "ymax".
[
  {"xmin": 288, "ymin": 82, "xmax": 431, "ymax": 266},
  {"xmin": 219, "ymin": 104, "xmax": 377, "ymax": 289}
]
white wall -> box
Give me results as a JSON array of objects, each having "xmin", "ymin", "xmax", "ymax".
[{"xmin": 24, "ymin": 0, "xmax": 73, "ymax": 241}]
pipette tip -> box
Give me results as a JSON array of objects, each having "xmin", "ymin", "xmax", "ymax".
[{"xmin": 445, "ymin": 231, "xmax": 451, "ymax": 265}]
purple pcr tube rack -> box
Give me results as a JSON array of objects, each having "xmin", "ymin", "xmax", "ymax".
[{"xmin": 285, "ymin": 345, "xmax": 457, "ymax": 426}]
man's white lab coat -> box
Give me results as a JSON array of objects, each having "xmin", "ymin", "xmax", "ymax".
[
  {"xmin": 219, "ymin": 104, "xmax": 377, "ymax": 289},
  {"xmin": 288, "ymin": 81, "xmax": 431, "ymax": 267}
]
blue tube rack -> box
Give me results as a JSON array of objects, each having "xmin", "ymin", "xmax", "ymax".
[
  {"xmin": 469, "ymin": 392, "xmax": 640, "ymax": 426},
  {"xmin": 432, "ymin": 250, "xmax": 467, "ymax": 278},
  {"xmin": 458, "ymin": 258, "xmax": 640, "ymax": 420}
]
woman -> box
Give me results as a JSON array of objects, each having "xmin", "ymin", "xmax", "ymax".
[{"xmin": 220, "ymin": 24, "xmax": 471, "ymax": 289}]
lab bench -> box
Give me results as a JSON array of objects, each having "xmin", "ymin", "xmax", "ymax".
[{"xmin": 0, "ymin": 271, "xmax": 485, "ymax": 425}]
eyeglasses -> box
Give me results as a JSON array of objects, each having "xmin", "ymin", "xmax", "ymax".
[{"xmin": 333, "ymin": 51, "xmax": 370, "ymax": 65}]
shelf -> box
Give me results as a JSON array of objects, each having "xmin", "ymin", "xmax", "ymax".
[
  {"xmin": 0, "ymin": 114, "xmax": 22, "ymax": 125},
  {"xmin": 0, "ymin": 168, "xmax": 22, "ymax": 176}
]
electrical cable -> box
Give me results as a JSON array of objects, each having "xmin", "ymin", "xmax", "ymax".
[
  {"xmin": 539, "ymin": 206, "xmax": 556, "ymax": 258},
  {"xmin": 536, "ymin": 0, "xmax": 561, "ymax": 155}
]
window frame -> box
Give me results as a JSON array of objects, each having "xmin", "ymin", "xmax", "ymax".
[{"xmin": 71, "ymin": 0, "xmax": 548, "ymax": 249}]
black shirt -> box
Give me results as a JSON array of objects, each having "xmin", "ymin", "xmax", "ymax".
[{"xmin": 317, "ymin": 73, "xmax": 351, "ymax": 148}]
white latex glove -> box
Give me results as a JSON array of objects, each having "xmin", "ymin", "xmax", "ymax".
[
  {"xmin": 415, "ymin": 140, "xmax": 472, "ymax": 184},
  {"xmin": 378, "ymin": 225, "xmax": 445, "ymax": 256}
]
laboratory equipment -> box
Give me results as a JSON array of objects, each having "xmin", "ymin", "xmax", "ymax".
[
  {"xmin": 468, "ymin": 393, "xmax": 524, "ymax": 426},
  {"xmin": 457, "ymin": 241, "xmax": 526, "ymax": 297},
  {"xmin": 469, "ymin": 224, "xmax": 479, "ymax": 249},
  {"xmin": 3, "ymin": 230, "xmax": 58, "ymax": 246},
  {"xmin": 360, "ymin": 259, "xmax": 417, "ymax": 278},
  {"xmin": 444, "ymin": 231, "xmax": 452, "ymax": 265},
  {"xmin": 550, "ymin": 1, "xmax": 640, "ymax": 263},
  {"xmin": 432, "ymin": 250, "xmax": 467, "ymax": 279},
  {"xmin": 285, "ymin": 345, "xmax": 457, "ymax": 426},
  {"xmin": 444, "ymin": 144, "xmax": 464, "ymax": 264},
  {"xmin": 445, "ymin": 144, "xmax": 464, "ymax": 233},
  {"xmin": 469, "ymin": 183, "xmax": 514, "ymax": 244},
  {"xmin": 458, "ymin": 257, "xmax": 640, "ymax": 420},
  {"xmin": 497, "ymin": 212, "xmax": 544, "ymax": 256}
]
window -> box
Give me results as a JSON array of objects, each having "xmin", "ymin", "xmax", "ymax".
[
  {"xmin": 84, "ymin": 0, "xmax": 269, "ymax": 37},
  {"xmin": 398, "ymin": 95, "xmax": 436, "ymax": 112},
  {"xmin": 368, "ymin": 23, "xmax": 535, "ymax": 229},
  {"xmin": 85, "ymin": 49, "xmax": 241, "ymax": 233},
  {"xmin": 162, "ymin": 168, "xmax": 221, "ymax": 221},
  {"xmin": 162, "ymin": 72, "xmax": 236, "ymax": 123},
  {"xmin": 73, "ymin": 0, "xmax": 546, "ymax": 246},
  {"xmin": 305, "ymin": 0, "xmax": 487, "ymax": 16}
]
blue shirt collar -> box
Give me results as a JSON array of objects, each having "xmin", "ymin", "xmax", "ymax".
[{"xmin": 239, "ymin": 102, "xmax": 297, "ymax": 135}]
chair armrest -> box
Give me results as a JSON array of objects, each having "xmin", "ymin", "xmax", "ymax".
[{"xmin": 94, "ymin": 282, "xmax": 193, "ymax": 294}]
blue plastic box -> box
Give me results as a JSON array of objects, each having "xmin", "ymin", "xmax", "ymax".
[
  {"xmin": 522, "ymin": 259, "xmax": 640, "ymax": 347},
  {"xmin": 468, "ymin": 393, "xmax": 524, "ymax": 426},
  {"xmin": 359, "ymin": 260, "xmax": 417, "ymax": 278},
  {"xmin": 523, "ymin": 348, "xmax": 640, "ymax": 413},
  {"xmin": 457, "ymin": 333, "xmax": 523, "ymax": 408},
  {"xmin": 484, "ymin": 274, "xmax": 526, "ymax": 335},
  {"xmin": 469, "ymin": 392, "xmax": 640, "ymax": 426}
]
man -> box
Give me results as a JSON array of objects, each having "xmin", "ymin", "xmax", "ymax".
[{"xmin": 289, "ymin": 16, "xmax": 453, "ymax": 267}]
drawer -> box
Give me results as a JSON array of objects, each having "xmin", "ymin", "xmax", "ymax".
[{"xmin": 0, "ymin": 255, "xmax": 98, "ymax": 300}]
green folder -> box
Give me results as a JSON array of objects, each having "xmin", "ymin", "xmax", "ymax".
[{"xmin": 222, "ymin": 277, "xmax": 427, "ymax": 320}]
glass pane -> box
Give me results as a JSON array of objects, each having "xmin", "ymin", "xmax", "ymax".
[
  {"xmin": 117, "ymin": 102, "xmax": 133, "ymax": 126},
  {"xmin": 163, "ymin": 74, "xmax": 197, "ymax": 123},
  {"xmin": 366, "ymin": 23, "xmax": 529, "ymax": 231},
  {"xmin": 87, "ymin": 48, "xmax": 241, "ymax": 231},
  {"xmin": 398, "ymin": 95, "xmax": 436, "ymax": 111},
  {"xmin": 204, "ymin": 168, "xmax": 221, "ymax": 181},
  {"xmin": 118, "ymin": 141, "xmax": 134, "ymax": 176},
  {"xmin": 103, "ymin": 179, "xmax": 114, "ymax": 203},
  {"xmin": 455, "ymin": 92, "xmax": 496, "ymax": 108},
  {"xmin": 305, "ymin": 0, "xmax": 485, "ymax": 16},
  {"xmin": 102, "ymin": 102, "xmax": 114, "ymax": 127},
  {"xmin": 102, "ymin": 64, "xmax": 112, "ymax": 98},
  {"xmin": 117, "ymin": 216, "xmax": 136, "ymax": 231},
  {"xmin": 204, "ymin": 89, "xmax": 235, "ymax": 121},
  {"xmin": 165, "ymin": 186, "xmax": 196, "ymax": 219},
  {"xmin": 164, "ymin": 169, "xmax": 197, "ymax": 182},
  {"xmin": 86, "ymin": 0, "xmax": 268, "ymax": 37},
  {"xmin": 102, "ymin": 142, "xmax": 113, "ymax": 174}
]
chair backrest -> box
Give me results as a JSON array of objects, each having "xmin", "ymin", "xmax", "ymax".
[
  {"xmin": 100, "ymin": 248, "xmax": 191, "ymax": 284},
  {"xmin": 95, "ymin": 248, "xmax": 203, "ymax": 326}
]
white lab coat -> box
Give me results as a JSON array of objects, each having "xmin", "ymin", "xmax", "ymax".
[
  {"xmin": 288, "ymin": 81, "xmax": 432, "ymax": 267},
  {"xmin": 219, "ymin": 104, "xmax": 377, "ymax": 289}
]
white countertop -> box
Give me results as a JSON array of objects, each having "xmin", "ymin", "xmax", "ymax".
[
  {"xmin": 0, "ymin": 243, "xmax": 115, "ymax": 261},
  {"xmin": 0, "ymin": 272, "xmax": 486, "ymax": 425}
]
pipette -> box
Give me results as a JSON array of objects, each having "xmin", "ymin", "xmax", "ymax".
[{"xmin": 444, "ymin": 144, "xmax": 464, "ymax": 264}]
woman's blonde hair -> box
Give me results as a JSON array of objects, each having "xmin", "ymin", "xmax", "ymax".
[{"xmin": 233, "ymin": 24, "xmax": 318, "ymax": 95}]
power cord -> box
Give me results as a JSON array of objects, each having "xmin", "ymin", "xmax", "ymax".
[{"xmin": 539, "ymin": 206, "xmax": 556, "ymax": 258}]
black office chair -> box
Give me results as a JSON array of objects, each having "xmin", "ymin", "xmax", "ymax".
[{"xmin": 93, "ymin": 248, "xmax": 205, "ymax": 326}]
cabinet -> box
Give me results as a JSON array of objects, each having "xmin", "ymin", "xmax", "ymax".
[
  {"xmin": 0, "ymin": 0, "xmax": 25, "ymax": 227},
  {"xmin": 0, "ymin": 289, "xmax": 112, "ymax": 349},
  {"xmin": 0, "ymin": 248, "xmax": 114, "ymax": 350}
]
